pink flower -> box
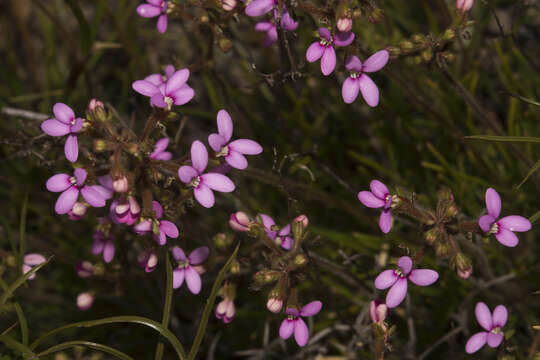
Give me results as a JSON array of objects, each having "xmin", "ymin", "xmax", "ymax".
[
  {"xmin": 456, "ymin": 0, "xmax": 474, "ymax": 11},
  {"xmin": 136, "ymin": 0, "xmax": 168, "ymax": 33},
  {"xmin": 229, "ymin": 211, "xmax": 251, "ymax": 232},
  {"xmin": 133, "ymin": 201, "xmax": 179, "ymax": 245},
  {"xmin": 258, "ymin": 214, "xmax": 293, "ymax": 250},
  {"xmin": 374, "ymin": 256, "xmax": 438, "ymax": 308},
  {"xmin": 267, "ymin": 297, "xmax": 283, "ymax": 313},
  {"xmin": 138, "ymin": 248, "xmax": 159, "ymax": 272},
  {"xmin": 77, "ymin": 292, "xmax": 94, "ymax": 311},
  {"xmin": 22, "ymin": 253, "xmax": 46, "ymax": 280},
  {"xmin": 369, "ymin": 300, "xmax": 388, "ymax": 323},
  {"xmin": 141, "ymin": 64, "xmax": 175, "ymax": 88},
  {"xmin": 132, "ymin": 68, "xmax": 194, "ymax": 110},
  {"xmin": 76, "ymin": 261, "xmax": 95, "ymax": 278},
  {"xmin": 208, "ymin": 110, "xmax": 263, "ymax": 170},
  {"xmin": 245, "ymin": 0, "xmax": 276, "ymax": 17},
  {"xmin": 254, "ymin": 9, "xmax": 298, "ymax": 47},
  {"xmin": 337, "ymin": 17, "xmax": 353, "ymax": 32},
  {"xmin": 88, "ymin": 98, "xmax": 104, "ymax": 111},
  {"xmin": 357, "ymin": 180, "xmax": 395, "ymax": 233},
  {"xmin": 306, "ymin": 28, "xmax": 355, "ymax": 76},
  {"xmin": 465, "ymin": 302, "xmax": 507, "ymax": 353},
  {"xmin": 110, "ymin": 196, "xmax": 141, "ymax": 225},
  {"xmin": 171, "ymin": 246, "xmax": 209, "ymax": 294},
  {"xmin": 478, "ymin": 188, "xmax": 531, "ymax": 247},
  {"xmin": 221, "ymin": 0, "xmax": 236, "ymax": 11},
  {"xmin": 178, "ymin": 140, "xmax": 235, "ymax": 208},
  {"xmin": 150, "ymin": 137, "xmax": 173, "ymax": 160},
  {"xmin": 216, "ymin": 298, "xmax": 236, "ymax": 323},
  {"xmin": 68, "ymin": 201, "xmax": 89, "ymax": 220},
  {"xmin": 46, "ymin": 168, "xmax": 106, "ymax": 214},
  {"xmin": 279, "ymin": 301, "xmax": 322, "ymax": 347},
  {"xmin": 92, "ymin": 230, "xmax": 115, "ymax": 263},
  {"xmin": 342, "ymin": 51, "xmax": 389, "ymax": 107},
  {"xmin": 41, "ymin": 103, "xmax": 84, "ymax": 163}
]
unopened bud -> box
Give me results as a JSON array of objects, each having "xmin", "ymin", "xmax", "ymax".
[
  {"xmin": 72, "ymin": 202, "xmax": 88, "ymax": 217},
  {"xmin": 437, "ymin": 188, "xmax": 454, "ymax": 201},
  {"xmin": 424, "ymin": 227, "xmax": 440, "ymax": 245},
  {"xmin": 218, "ymin": 37, "xmax": 232, "ymax": 53},
  {"xmin": 411, "ymin": 34, "xmax": 426, "ymax": 44},
  {"xmin": 88, "ymin": 98, "xmax": 104, "ymax": 111},
  {"xmin": 214, "ymin": 233, "xmax": 233, "ymax": 249},
  {"xmin": 386, "ymin": 46, "xmax": 400, "ymax": 59},
  {"xmin": 368, "ymin": 8, "xmax": 384, "ymax": 23},
  {"xmin": 370, "ymin": 300, "xmax": 388, "ymax": 323},
  {"xmin": 292, "ymin": 214, "xmax": 309, "ymax": 241},
  {"xmin": 435, "ymin": 242, "xmax": 451, "ymax": 257},
  {"xmin": 443, "ymin": 28, "xmax": 456, "ymax": 41},
  {"xmin": 229, "ymin": 211, "xmax": 251, "ymax": 232},
  {"xmin": 446, "ymin": 204, "xmax": 459, "ymax": 218},
  {"xmin": 266, "ymin": 297, "xmax": 283, "ymax": 313},
  {"xmin": 456, "ymin": 0, "xmax": 474, "ymax": 12},
  {"xmin": 399, "ymin": 40, "xmax": 414, "ymax": 53},
  {"xmin": 76, "ymin": 261, "xmax": 95, "ymax": 278},
  {"xmin": 294, "ymin": 254, "xmax": 308, "ymax": 266},
  {"xmin": 337, "ymin": 17, "xmax": 353, "ymax": 32},
  {"xmin": 77, "ymin": 292, "xmax": 94, "ymax": 311},
  {"xmin": 94, "ymin": 139, "xmax": 108, "ymax": 152},
  {"xmin": 253, "ymin": 270, "xmax": 280, "ymax": 286},
  {"xmin": 421, "ymin": 48, "xmax": 433, "ymax": 62},
  {"xmin": 221, "ymin": 0, "xmax": 236, "ymax": 11},
  {"xmin": 113, "ymin": 176, "xmax": 129, "ymax": 193},
  {"xmin": 230, "ymin": 259, "xmax": 240, "ymax": 274},
  {"xmin": 455, "ymin": 253, "xmax": 472, "ymax": 279}
]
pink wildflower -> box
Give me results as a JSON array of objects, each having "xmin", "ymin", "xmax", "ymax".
[
  {"xmin": 132, "ymin": 68, "xmax": 194, "ymax": 110},
  {"xmin": 136, "ymin": 0, "xmax": 168, "ymax": 33},
  {"xmin": 41, "ymin": 103, "xmax": 83, "ymax": 162},
  {"xmin": 342, "ymin": 51, "xmax": 389, "ymax": 107},
  {"xmin": 229, "ymin": 211, "xmax": 252, "ymax": 232},
  {"xmin": 92, "ymin": 230, "xmax": 115, "ymax": 263},
  {"xmin": 77, "ymin": 292, "xmax": 95, "ymax": 311},
  {"xmin": 279, "ymin": 301, "xmax": 322, "ymax": 346},
  {"xmin": 216, "ymin": 298, "xmax": 236, "ymax": 323},
  {"xmin": 258, "ymin": 214, "xmax": 293, "ymax": 250},
  {"xmin": 357, "ymin": 180, "xmax": 395, "ymax": 233},
  {"xmin": 138, "ymin": 248, "xmax": 159, "ymax": 273},
  {"xmin": 306, "ymin": 28, "xmax": 355, "ymax": 76},
  {"xmin": 171, "ymin": 246, "xmax": 209, "ymax": 294},
  {"xmin": 22, "ymin": 253, "xmax": 46, "ymax": 280},
  {"xmin": 465, "ymin": 302, "xmax": 507, "ymax": 353},
  {"xmin": 150, "ymin": 137, "xmax": 173, "ymax": 160},
  {"xmin": 133, "ymin": 201, "xmax": 179, "ymax": 245}
]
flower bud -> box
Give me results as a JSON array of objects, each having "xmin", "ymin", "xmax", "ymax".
[
  {"xmin": 138, "ymin": 249, "xmax": 158, "ymax": 273},
  {"xmin": 214, "ymin": 233, "xmax": 233, "ymax": 249},
  {"xmin": 456, "ymin": 0, "xmax": 474, "ymax": 12},
  {"xmin": 399, "ymin": 40, "xmax": 414, "ymax": 53},
  {"xmin": 386, "ymin": 46, "xmax": 400, "ymax": 59},
  {"xmin": 421, "ymin": 48, "xmax": 433, "ymax": 62},
  {"xmin": 368, "ymin": 8, "xmax": 384, "ymax": 23},
  {"xmin": 218, "ymin": 37, "xmax": 232, "ymax": 53},
  {"xmin": 76, "ymin": 261, "xmax": 95, "ymax": 278},
  {"xmin": 424, "ymin": 227, "xmax": 440, "ymax": 245},
  {"xmin": 93, "ymin": 139, "xmax": 108, "ymax": 152},
  {"xmin": 411, "ymin": 34, "xmax": 426, "ymax": 44},
  {"xmin": 215, "ymin": 298, "xmax": 235, "ymax": 323},
  {"xmin": 337, "ymin": 17, "xmax": 353, "ymax": 32},
  {"xmin": 294, "ymin": 254, "xmax": 308, "ymax": 267},
  {"xmin": 292, "ymin": 214, "xmax": 309, "ymax": 241},
  {"xmin": 229, "ymin": 211, "xmax": 251, "ymax": 232},
  {"xmin": 443, "ymin": 28, "xmax": 456, "ymax": 41},
  {"xmin": 88, "ymin": 98, "xmax": 104, "ymax": 111},
  {"xmin": 369, "ymin": 300, "xmax": 388, "ymax": 323},
  {"xmin": 113, "ymin": 176, "xmax": 129, "ymax": 193},
  {"xmin": 446, "ymin": 204, "xmax": 459, "ymax": 218},
  {"xmin": 77, "ymin": 292, "xmax": 94, "ymax": 311},
  {"xmin": 72, "ymin": 202, "xmax": 88, "ymax": 217},
  {"xmin": 266, "ymin": 297, "xmax": 283, "ymax": 313},
  {"xmin": 221, "ymin": 0, "xmax": 236, "ymax": 11},
  {"xmin": 230, "ymin": 259, "xmax": 240, "ymax": 274},
  {"xmin": 455, "ymin": 253, "xmax": 472, "ymax": 279},
  {"xmin": 253, "ymin": 270, "xmax": 280, "ymax": 286},
  {"xmin": 435, "ymin": 242, "xmax": 452, "ymax": 258}
]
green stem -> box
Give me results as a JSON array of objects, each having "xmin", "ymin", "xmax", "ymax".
[{"xmin": 154, "ymin": 254, "xmax": 174, "ymax": 360}]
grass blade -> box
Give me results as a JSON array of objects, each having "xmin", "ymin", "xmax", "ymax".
[
  {"xmin": 14, "ymin": 303, "xmax": 28, "ymax": 345},
  {"xmin": 0, "ymin": 334, "xmax": 37, "ymax": 358},
  {"xmin": 464, "ymin": 135, "xmax": 540, "ymax": 144},
  {"xmin": 154, "ymin": 253, "xmax": 174, "ymax": 360},
  {"xmin": 37, "ymin": 340, "xmax": 135, "ymax": 360}
]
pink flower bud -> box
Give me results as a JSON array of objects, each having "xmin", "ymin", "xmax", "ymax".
[
  {"xmin": 113, "ymin": 176, "xmax": 129, "ymax": 193},
  {"xmin": 293, "ymin": 214, "xmax": 309, "ymax": 229},
  {"xmin": 266, "ymin": 297, "xmax": 283, "ymax": 313},
  {"xmin": 138, "ymin": 249, "xmax": 158, "ymax": 273},
  {"xmin": 76, "ymin": 261, "xmax": 95, "ymax": 278},
  {"xmin": 337, "ymin": 17, "xmax": 353, "ymax": 32},
  {"xmin": 77, "ymin": 292, "xmax": 94, "ymax": 311},
  {"xmin": 216, "ymin": 299, "xmax": 235, "ymax": 323},
  {"xmin": 72, "ymin": 201, "xmax": 89, "ymax": 217},
  {"xmin": 222, "ymin": 0, "xmax": 236, "ymax": 11},
  {"xmin": 88, "ymin": 98, "xmax": 104, "ymax": 111},
  {"xmin": 229, "ymin": 211, "xmax": 251, "ymax": 232},
  {"xmin": 193, "ymin": 265, "xmax": 206, "ymax": 275},
  {"xmin": 369, "ymin": 300, "xmax": 388, "ymax": 323},
  {"xmin": 22, "ymin": 253, "xmax": 46, "ymax": 280},
  {"xmin": 457, "ymin": 267, "xmax": 473, "ymax": 279},
  {"xmin": 456, "ymin": 0, "xmax": 474, "ymax": 11}
]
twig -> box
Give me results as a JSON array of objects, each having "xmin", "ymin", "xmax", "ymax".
[{"xmin": 1, "ymin": 107, "xmax": 48, "ymax": 121}]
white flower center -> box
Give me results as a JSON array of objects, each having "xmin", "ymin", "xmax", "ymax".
[
  {"xmin": 489, "ymin": 222, "xmax": 499, "ymax": 234},
  {"xmin": 216, "ymin": 146, "xmax": 229, "ymax": 157},
  {"xmin": 189, "ymin": 176, "xmax": 201, "ymax": 188},
  {"xmin": 164, "ymin": 96, "xmax": 174, "ymax": 110}
]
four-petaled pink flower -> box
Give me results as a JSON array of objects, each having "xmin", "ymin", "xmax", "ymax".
[
  {"xmin": 306, "ymin": 28, "xmax": 355, "ymax": 76},
  {"xmin": 178, "ymin": 140, "xmax": 235, "ymax": 208},
  {"xmin": 133, "ymin": 201, "xmax": 179, "ymax": 245},
  {"xmin": 478, "ymin": 188, "xmax": 532, "ymax": 247},
  {"xmin": 136, "ymin": 0, "xmax": 168, "ymax": 33},
  {"xmin": 41, "ymin": 103, "xmax": 84, "ymax": 162},
  {"xmin": 357, "ymin": 180, "xmax": 395, "ymax": 234},
  {"xmin": 255, "ymin": 9, "xmax": 298, "ymax": 47},
  {"xmin": 46, "ymin": 168, "xmax": 106, "ymax": 214},
  {"xmin": 258, "ymin": 214, "xmax": 293, "ymax": 250},
  {"xmin": 465, "ymin": 302, "xmax": 507, "ymax": 354},
  {"xmin": 374, "ymin": 256, "xmax": 438, "ymax": 308},
  {"xmin": 171, "ymin": 246, "xmax": 209, "ymax": 294},
  {"xmin": 208, "ymin": 110, "xmax": 263, "ymax": 170},
  {"xmin": 150, "ymin": 137, "xmax": 173, "ymax": 160},
  {"xmin": 132, "ymin": 68, "xmax": 194, "ymax": 110},
  {"xmin": 279, "ymin": 301, "xmax": 322, "ymax": 347},
  {"xmin": 22, "ymin": 253, "xmax": 46, "ymax": 280},
  {"xmin": 143, "ymin": 64, "xmax": 175, "ymax": 88},
  {"xmin": 92, "ymin": 230, "xmax": 115, "ymax": 263},
  {"xmin": 216, "ymin": 298, "xmax": 236, "ymax": 323},
  {"xmin": 342, "ymin": 51, "xmax": 389, "ymax": 107}
]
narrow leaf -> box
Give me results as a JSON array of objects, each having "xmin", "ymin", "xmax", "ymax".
[
  {"xmin": 0, "ymin": 334, "xmax": 37, "ymax": 358},
  {"xmin": 38, "ymin": 340, "xmax": 135, "ymax": 360},
  {"xmin": 464, "ymin": 135, "xmax": 540, "ymax": 144},
  {"xmin": 516, "ymin": 159, "xmax": 540, "ymax": 189},
  {"xmin": 14, "ymin": 303, "xmax": 28, "ymax": 345},
  {"xmin": 154, "ymin": 254, "xmax": 174, "ymax": 360}
]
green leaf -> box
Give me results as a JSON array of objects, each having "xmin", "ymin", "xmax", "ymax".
[
  {"xmin": 464, "ymin": 135, "xmax": 540, "ymax": 144},
  {"xmin": 37, "ymin": 340, "xmax": 135, "ymax": 360},
  {"xmin": 516, "ymin": 159, "xmax": 540, "ymax": 189},
  {"xmin": 29, "ymin": 316, "xmax": 185, "ymax": 360},
  {"xmin": 187, "ymin": 244, "xmax": 240, "ymax": 360},
  {"xmin": 64, "ymin": 0, "xmax": 92, "ymax": 54},
  {"xmin": 154, "ymin": 254, "xmax": 174, "ymax": 360},
  {"xmin": 14, "ymin": 303, "xmax": 28, "ymax": 345},
  {"xmin": 0, "ymin": 256, "xmax": 53, "ymax": 305},
  {"xmin": 508, "ymin": 93, "xmax": 540, "ymax": 107},
  {"xmin": 0, "ymin": 334, "xmax": 37, "ymax": 359},
  {"xmin": 529, "ymin": 211, "xmax": 540, "ymax": 224}
]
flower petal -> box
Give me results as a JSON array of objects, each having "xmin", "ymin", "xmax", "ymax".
[
  {"xmin": 279, "ymin": 319, "xmax": 294, "ymax": 339},
  {"xmin": 172, "ymin": 247, "xmax": 187, "ymax": 261},
  {"xmin": 362, "ymin": 50, "xmax": 389, "ymax": 73},
  {"xmin": 53, "ymin": 103, "xmax": 75, "ymax": 124},
  {"xmin": 397, "ymin": 256, "xmax": 413, "ymax": 275},
  {"xmin": 194, "ymin": 184, "xmax": 215, "ymax": 208},
  {"xmin": 160, "ymin": 220, "xmax": 179, "ymax": 238},
  {"xmin": 465, "ymin": 332, "xmax": 488, "ymax": 354},
  {"xmin": 225, "ymin": 151, "xmax": 248, "ymax": 170},
  {"xmin": 485, "ymin": 188, "xmax": 501, "ymax": 218},
  {"xmin": 171, "ymin": 86, "xmax": 194, "ymax": 106},
  {"xmin": 229, "ymin": 139, "xmax": 263, "ymax": 155},
  {"xmin": 208, "ymin": 134, "xmax": 226, "ymax": 153},
  {"xmin": 479, "ymin": 214, "xmax": 496, "ymax": 232},
  {"xmin": 408, "ymin": 269, "xmax": 438, "ymax": 286},
  {"xmin": 173, "ymin": 268, "xmax": 185, "ymax": 289},
  {"xmin": 300, "ymin": 301, "xmax": 322, "ymax": 317},
  {"xmin": 217, "ymin": 109, "xmax": 234, "ymax": 142},
  {"xmin": 359, "ymin": 74, "xmax": 380, "ymax": 107},
  {"xmin": 178, "ymin": 165, "xmax": 198, "ymax": 184},
  {"xmin": 64, "ymin": 135, "xmax": 79, "ymax": 162},
  {"xmin": 144, "ymin": 73, "xmax": 164, "ymax": 86},
  {"xmin": 166, "ymin": 69, "xmax": 190, "ymax": 94},
  {"xmin": 498, "ymin": 215, "xmax": 532, "ymax": 232},
  {"xmin": 263, "ymin": 27, "xmax": 278, "ymax": 47},
  {"xmin": 475, "ymin": 302, "xmax": 493, "ymax": 331},
  {"xmin": 24, "ymin": 254, "xmax": 46, "ymax": 265},
  {"xmin": 81, "ymin": 186, "xmax": 106, "ymax": 207},
  {"xmin": 152, "ymin": 200, "xmax": 163, "ymax": 218},
  {"xmin": 487, "ymin": 332, "xmax": 503, "ymax": 348},
  {"xmin": 385, "ymin": 278, "xmax": 408, "ymax": 308},
  {"xmin": 55, "ymin": 187, "xmax": 79, "ymax": 214},
  {"xmin": 495, "ymin": 228, "xmax": 519, "ymax": 247},
  {"xmin": 255, "ymin": 21, "xmax": 273, "ymax": 32},
  {"xmin": 74, "ymin": 168, "xmax": 87, "ymax": 185},
  {"xmin": 318, "ymin": 27, "xmax": 331, "ymax": 41},
  {"xmin": 280, "ymin": 10, "xmax": 298, "ymax": 31},
  {"xmin": 379, "ymin": 209, "xmax": 392, "ymax": 234},
  {"xmin": 185, "ymin": 266, "xmax": 202, "ymax": 294},
  {"xmin": 320, "ymin": 47, "xmax": 336, "ymax": 76},
  {"xmin": 201, "ymin": 173, "xmax": 235, "ymax": 192},
  {"xmin": 151, "ymin": 93, "xmax": 167, "ymax": 108},
  {"xmin": 245, "ymin": 0, "xmax": 275, "ymax": 16},
  {"xmin": 258, "ymin": 214, "xmax": 275, "ymax": 229},
  {"xmin": 153, "ymin": 138, "xmax": 169, "ymax": 153},
  {"xmin": 345, "ymin": 55, "xmax": 362, "ymax": 72},
  {"xmin": 133, "ymin": 220, "xmax": 152, "ymax": 234},
  {"xmin": 333, "ymin": 31, "xmax": 355, "ymax": 47},
  {"xmin": 156, "ymin": 14, "xmax": 167, "ymax": 33},
  {"xmin": 191, "ymin": 140, "xmax": 208, "ymax": 173},
  {"xmin": 306, "ymin": 42, "xmax": 324, "ymax": 63},
  {"xmin": 357, "ymin": 191, "xmax": 385, "ymax": 208},
  {"xmin": 46, "ymin": 174, "xmax": 72, "ymax": 192},
  {"xmin": 492, "ymin": 305, "xmax": 508, "ymax": 327},
  {"xmin": 41, "ymin": 119, "xmax": 70, "ymax": 136},
  {"xmin": 103, "ymin": 240, "xmax": 115, "ymax": 263},
  {"xmin": 132, "ymin": 80, "xmax": 159, "ymax": 96},
  {"xmin": 137, "ymin": 4, "xmax": 161, "ymax": 17},
  {"xmin": 370, "ymin": 180, "xmax": 389, "ymax": 199},
  {"xmin": 294, "ymin": 318, "xmax": 309, "ymax": 347},
  {"xmin": 342, "ymin": 77, "xmax": 360, "ymax": 104},
  {"xmin": 188, "ymin": 246, "xmax": 210, "ymax": 265},
  {"xmin": 374, "ymin": 269, "xmax": 398, "ymax": 290}
]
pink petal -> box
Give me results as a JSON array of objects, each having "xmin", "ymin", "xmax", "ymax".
[
  {"xmin": 300, "ymin": 301, "xmax": 322, "ymax": 317},
  {"xmin": 485, "ymin": 188, "xmax": 501, "ymax": 218},
  {"xmin": 188, "ymin": 246, "xmax": 210, "ymax": 265},
  {"xmin": 492, "ymin": 305, "xmax": 508, "ymax": 327},
  {"xmin": 397, "ymin": 256, "xmax": 413, "ymax": 275},
  {"xmin": 144, "ymin": 73, "xmax": 164, "ymax": 86},
  {"xmin": 225, "ymin": 151, "xmax": 248, "ymax": 169},
  {"xmin": 53, "ymin": 103, "xmax": 75, "ymax": 124},
  {"xmin": 132, "ymin": 80, "xmax": 159, "ymax": 96},
  {"xmin": 178, "ymin": 165, "xmax": 198, "ymax": 183},
  {"xmin": 92, "ymin": 237, "xmax": 104, "ymax": 255},
  {"xmin": 153, "ymin": 152, "xmax": 172, "ymax": 161},
  {"xmin": 194, "ymin": 184, "xmax": 215, "ymax": 208},
  {"xmin": 134, "ymin": 220, "xmax": 152, "ymax": 234},
  {"xmin": 152, "ymin": 200, "xmax": 163, "ymax": 218},
  {"xmin": 74, "ymin": 168, "xmax": 87, "ymax": 185},
  {"xmin": 362, "ymin": 50, "xmax": 389, "ymax": 72},
  {"xmin": 55, "ymin": 187, "xmax": 79, "ymax": 214},
  {"xmin": 475, "ymin": 302, "xmax": 493, "ymax": 331},
  {"xmin": 154, "ymin": 138, "xmax": 169, "ymax": 153},
  {"xmin": 280, "ymin": 10, "xmax": 298, "ymax": 31},
  {"xmin": 201, "ymin": 173, "xmax": 235, "ymax": 192},
  {"xmin": 479, "ymin": 214, "xmax": 496, "ymax": 232},
  {"xmin": 320, "ymin": 46, "xmax": 336, "ymax": 76},
  {"xmin": 258, "ymin": 214, "xmax": 275, "ymax": 229},
  {"xmin": 217, "ymin": 109, "xmax": 234, "ymax": 142},
  {"xmin": 374, "ymin": 269, "xmax": 398, "ymax": 290},
  {"xmin": 81, "ymin": 186, "xmax": 106, "ymax": 207},
  {"xmin": 64, "ymin": 135, "xmax": 78, "ymax": 162},
  {"xmin": 156, "ymin": 14, "xmax": 167, "ymax": 33},
  {"xmin": 70, "ymin": 118, "xmax": 83, "ymax": 133},
  {"xmin": 342, "ymin": 77, "xmax": 360, "ymax": 104},
  {"xmin": 465, "ymin": 332, "xmax": 488, "ymax": 354},
  {"xmin": 370, "ymin": 180, "xmax": 389, "ymax": 199},
  {"xmin": 379, "ymin": 209, "xmax": 392, "ymax": 233},
  {"xmin": 41, "ymin": 119, "xmax": 70, "ymax": 136},
  {"xmin": 306, "ymin": 42, "xmax": 324, "ymax": 62},
  {"xmin": 173, "ymin": 268, "xmax": 185, "ymax": 289},
  {"xmin": 294, "ymin": 318, "xmax": 309, "ymax": 346},
  {"xmin": 385, "ymin": 278, "xmax": 408, "ymax": 308},
  {"xmin": 191, "ymin": 140, "xmax": 208, "ymax": 173},
  {"xmin": 408, "ymin": 269, "xmax": 438, "ymax": 286},
  {"xmin": 357, "ymin": 191, "xmax": 385, "ymax": 208},
  {"xmin": 46, "ymin": 174, "xmax": 72, "ymax": 192},
  {"xmin": 318, "ymin": 27, "xmax": 331, "ymax": 41},
  {"xmin": 229, "ymin": 139, "xmax": 263, "ymax": 155},
  {"xmin": 150, "ymin": 93, "xmax": 167, "ymax": 108},
  {"xmin": 172, "ymin": 246, "xmax": 187, "ymax": 261},
  {"xmin": 171, "ymin": 86, "xmax": 195, "ymax": 106},
  {"xmin": 245, "ymin": 0, "xmax": 275, "ymax": 17},
  {"xmin": 166, "ymin": 69, "xmax": 190, "ymax": 94},
  {"xmin": 487, "ymin": 332, "xmax": 503, "ymax": 348},
  {"xmin": 185, "ymin": 266, "xmax": 202, "ymax": 294},
  {"xmin": 160, "ymin": 220, "xmax": 178, "ymax": 238},
  {"xmin": 103, "ymin": 240, "xmax": 115, "ymax": 263},
  {"xmin": 498, "ymin": 215, "xmax": 531, "ymax": 232},
  {"xmin": 278, "ymin": 224, "xmax": 290, "ymax": 237},
  {"xmin": 255, "ymin": 21, "xmax": 273, "ymax": 32},
  {"xmin": 24, "ymin": 254, "xmax": 46, "ymax": 265},
  {"xmin": 345, "ymin": 55, "xmax": 362, "ymax": 72},
  {"xmin": 263, "ymin": 27, "xmax": 278, "ymax": 47},
  {"xmin": 333, "ymin": 31, "xmax": 355, "ymax": 47},
  {"xmin": 208, "ymin": 133, "xmax": 226, "ymax": 152},
  {"xmin": 137, "ymin": 4, "xmax": 161, "ymax": 17},
  {"xmin": 495, "ymin": 228, "xmax": 519, "ymax": 247},
  {"xmin": 279, "ymin": 319, "xmax": 294, "ymax": 339},
  {"xmin": 359, "ymin": 74, "xmax": 380, "ymax": 107}
]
